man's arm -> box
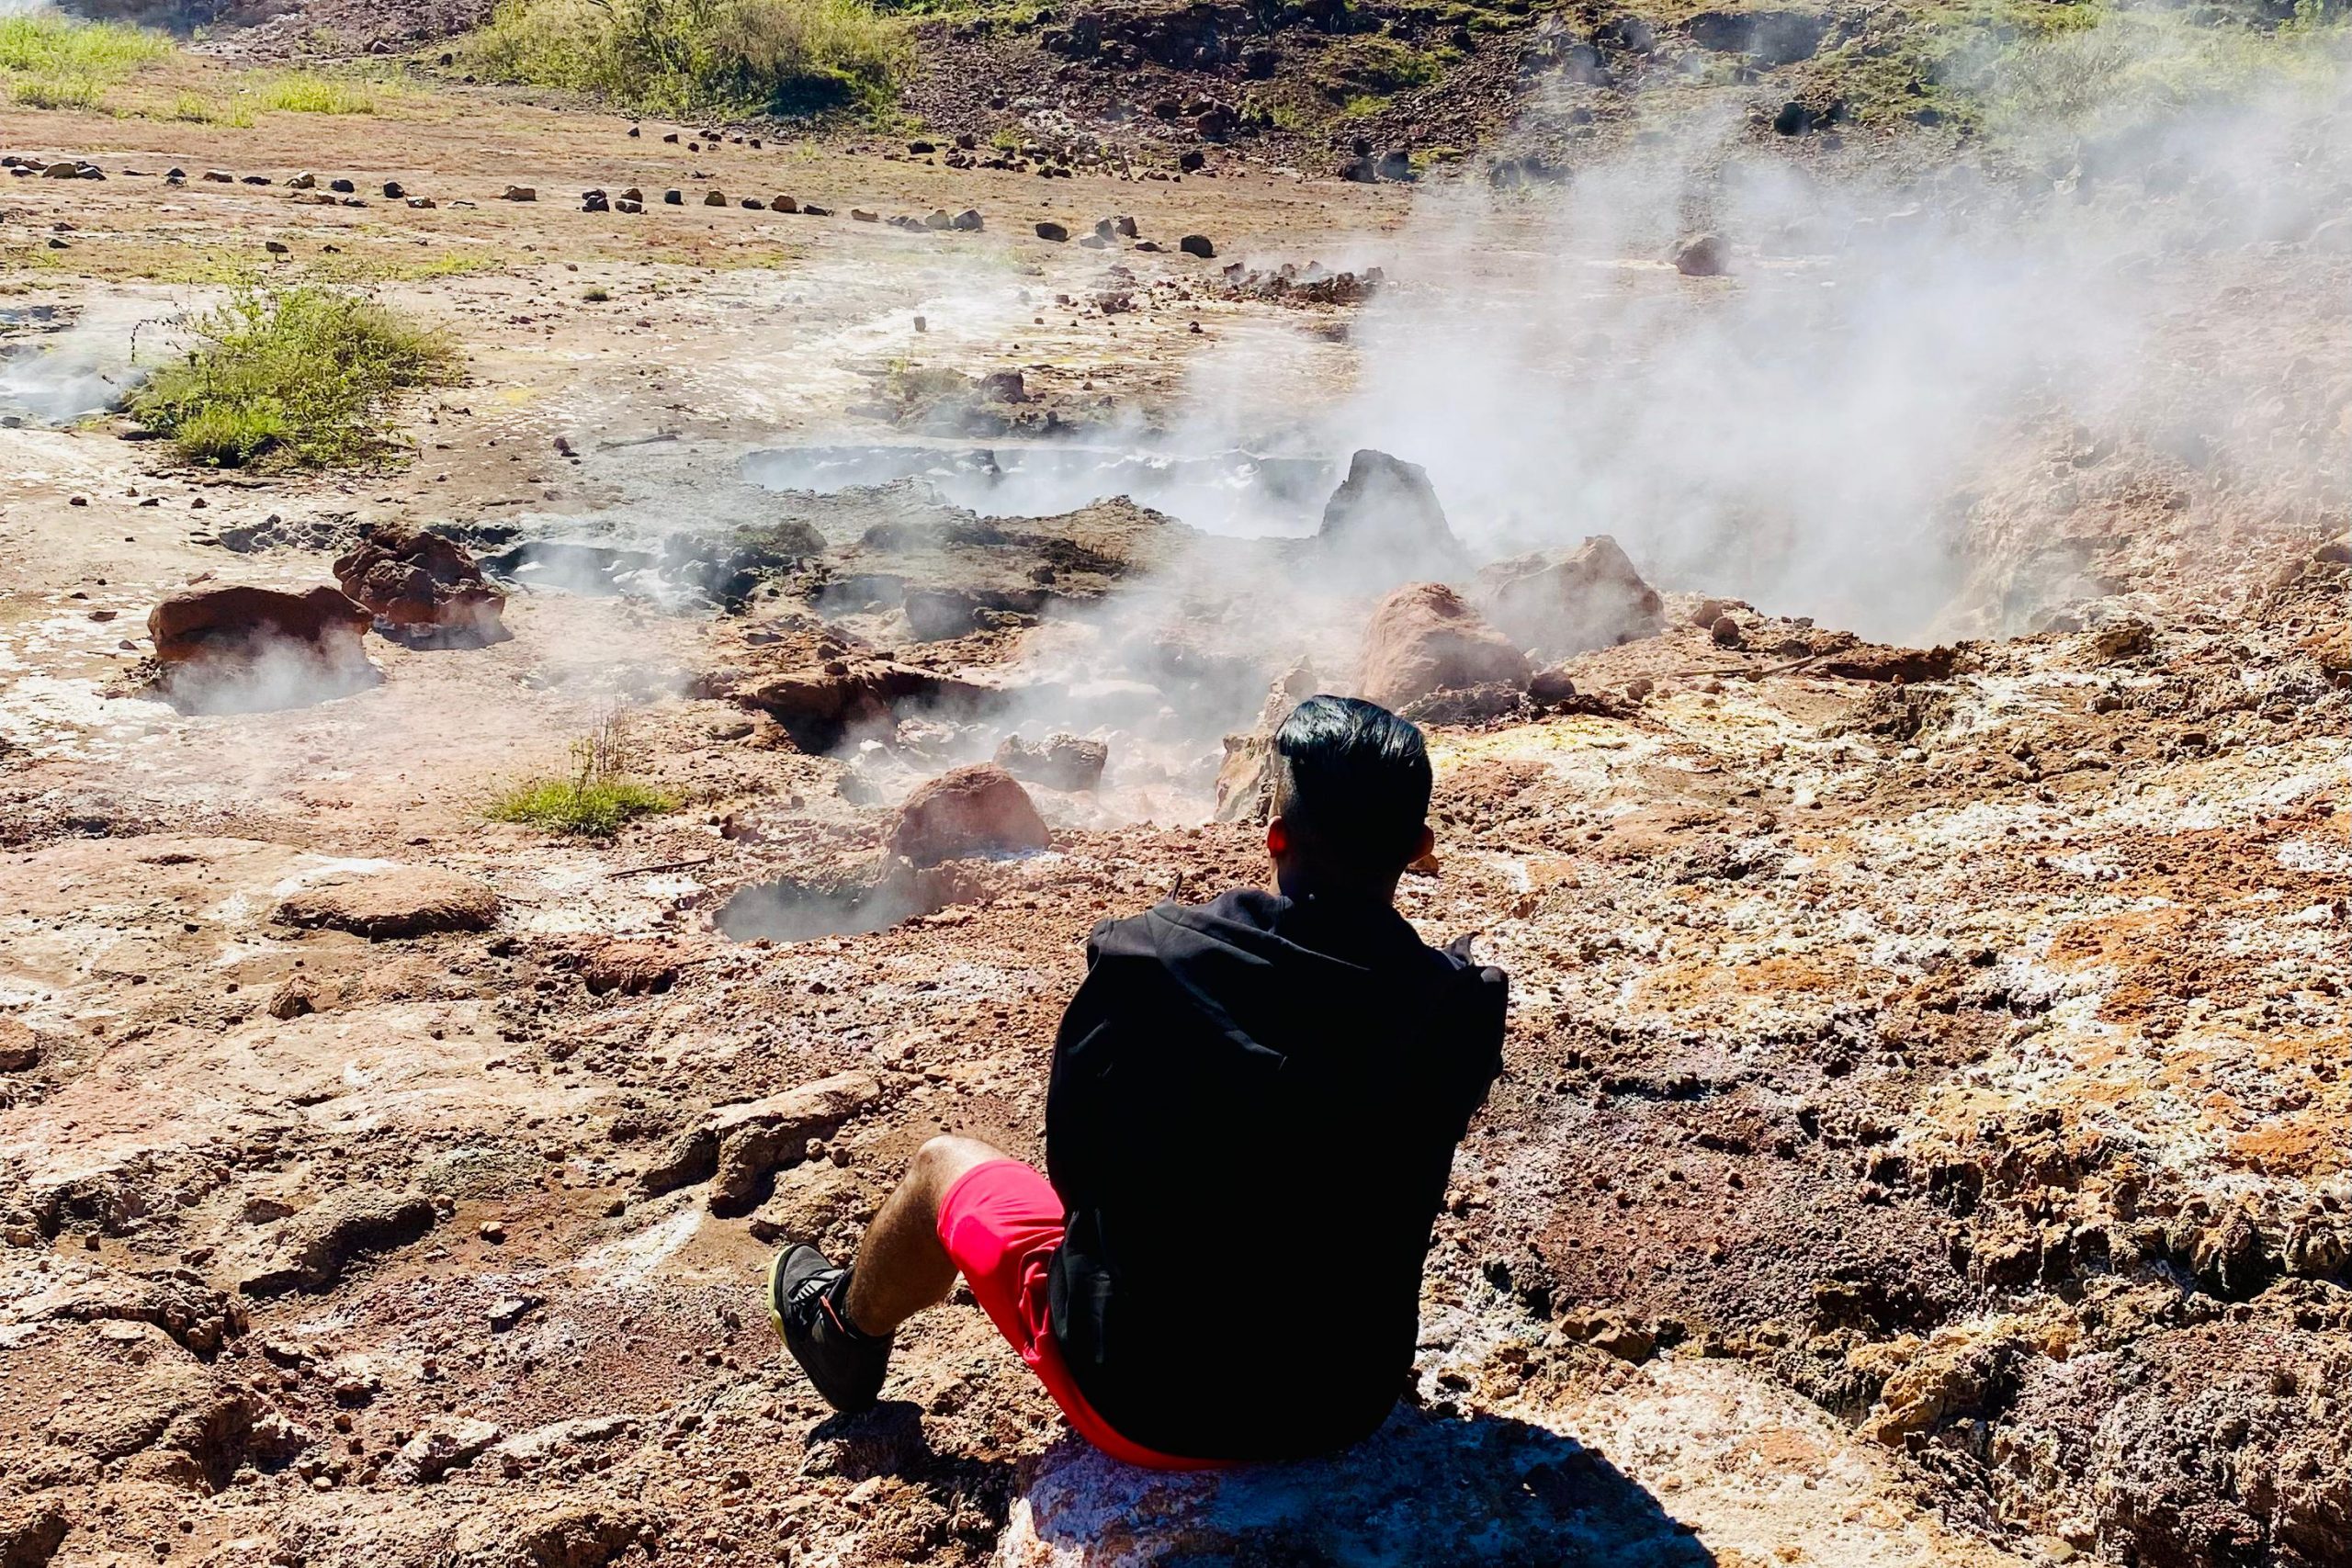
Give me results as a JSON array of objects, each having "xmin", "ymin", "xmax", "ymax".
[{"xmin": 1044, "ymin": 933, "xmax": 1120, "ymax": 1205}]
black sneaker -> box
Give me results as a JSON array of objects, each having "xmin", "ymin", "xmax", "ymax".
[{"xmin": 767, "ymin": 1244, "xmax": 892, "ymax": 1414}]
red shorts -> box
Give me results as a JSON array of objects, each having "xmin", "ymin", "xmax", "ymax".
[{"xmin": 935, "ymin": 1158, "xmax": 1233, "ymax": 1472}]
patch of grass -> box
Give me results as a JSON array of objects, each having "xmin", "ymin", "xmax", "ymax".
[
  {"xmin": 130, "ymin": 281, "xmax": 461, "ymax": 469},
  {"xmin": 12, "ymin": 73, "xmax": 104, "ymax": 109},
  {"xmin": 1316, "ymin": 33, "xmax": 1444, "ymax": 98},
  {"xmin": 1965, "ymin": 5, "xmax": 2350, "ymax": 141},
  {"xmin": 0, "ymin": 11, "xmax": 171, "ymax": 112},
  {"xmin": 488, "ymin": 712, "xmax": 677, "ymax": 837},
  {"xmin": 456, "ymin": 0, "xmax": 908, "ymax": 115},
  {"xmin": 244, "ymin": 69, "xmax": 384, "ymax": 114},
  {"xmin": 582, "ymin": 285, "xmax": 612, "ymax": 301}
]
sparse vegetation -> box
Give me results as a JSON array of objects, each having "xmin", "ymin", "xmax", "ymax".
[
  {"xmin": 457, "ymin": 0, "xmax": 908, "ymax": 114},
  {"xmin": 130, "ymin": 282, "xmax": 461, "ymax": 469},
  {"xmin": 488, "ymin": 711, "xmax": 678, "ymax": 837},
  {"xmin": 243, "ymin": 69, "xmax": 387, "ymax": 114},
  {"xmin": 0, "ymin": 10, "xmax": 171, "ymax": 111}
]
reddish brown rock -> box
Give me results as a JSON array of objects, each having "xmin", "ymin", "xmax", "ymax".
[
  {"xmin": 274, "ymin": 864, "xmax": 501, "ymax": 939},
  {"xmin": 1476, "ymin": 537, "xmax": 1667, "ymax": 660},
  {"xmin": 147, "ymin": 584, "xmax": 370, "ymax": 668},
  {"xmin": 1356, "ymin": 583, "xmax": 1531, "ymax": 712},
  {"xmin": 332, "ymin": 525, "xmax": 507, "ymax": 644},
  {"xmin": 580, "ymin": 941, "xmax": 679, "ymax": 996},
  {"xmin": 994, "ymin": 733, "xmax": 1108, "ymax": 791},
  {"xmin": 698, "ymin": 659, "xmax": 989, "ymax": 750},
  {"xmin": 888, "ymin": 764, "xmax": 1049, "ymax": 867}
]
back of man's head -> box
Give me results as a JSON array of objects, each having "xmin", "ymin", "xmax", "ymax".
[{"xmin": 1268, "ymin": 695, "xmax": 1432, "ymax": 891}]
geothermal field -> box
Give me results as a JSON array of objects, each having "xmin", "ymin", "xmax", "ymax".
[{"xmin": 1, "ymin": 0, "xmax": 2348, "ymax": 1563}]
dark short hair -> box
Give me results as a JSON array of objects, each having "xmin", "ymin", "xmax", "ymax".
[{"xmin": 1270, "ymin": 695, "xmax": 1431, "ymax": 871}]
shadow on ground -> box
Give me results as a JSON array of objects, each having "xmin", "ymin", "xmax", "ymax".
[{"xmin": 1005, "ymin": 1404, "xmax": 1713, "ymax": 1566}]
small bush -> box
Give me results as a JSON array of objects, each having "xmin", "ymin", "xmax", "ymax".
[
  {"xmin": 130, "ymin": 282, "xmax": 461, "ymax": 469},
  {"xmin": 488, "ymin": 711, "xmax": 677, "ymax": 837},
  {"xmin": 458, "ymin": 0, "xmax": 907, "ymax": 114},
  {"xmin": 582, "ymin": 285, "xmax": 611, "ymax": 301}
]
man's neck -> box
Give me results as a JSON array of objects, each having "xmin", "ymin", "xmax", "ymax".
[{"xmin": 1272, "ymin": 865, "xmax": 1401, "ymax": 908}]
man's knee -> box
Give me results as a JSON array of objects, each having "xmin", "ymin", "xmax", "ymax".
[{"xmin": 910, "ymin": 1134, "xmax": 1008, "ymax": 1197}]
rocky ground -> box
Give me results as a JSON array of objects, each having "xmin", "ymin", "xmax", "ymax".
[{"xmin": 4, "ymin": 19, "xmax": 2352, "ymax": 1568}]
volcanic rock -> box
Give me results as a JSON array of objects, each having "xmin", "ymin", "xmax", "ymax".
[
  {"xmin": 147, "ymin": 584, "xmax": 371, "ymax": 669},
  {"xmin": 888, "ymin": 764, "xmax": 1050, "ymax": 867},
  {"xmin": 578, "ymin": 940, "xmax": 678, "ymax": 996},
  {"xmin": 0, "ymin": 1500, "xmax": 68, "ymax": 1566},
  {"xmin": 0, "ymin": 1016, "xmax": 39, "ymax": 1071},
  {"xmin": 332, "ymin": 524, "xmax": 508, "ymax": 644},
  {"xmin": 1035, "ymin": 220, "xmax": 1069, "ymax": 241},
  {"xmin": 994, "ymin": 733, "xmax": 1108, "ymax": 791},
  {"xmin": 1673, "ymin": 232, "xmax": 1729, "ymax": 276},
  {"xmin": 273, "ymin": 864, "xmax": 502, "ymax": 938},
  {"xmin": 1180, "ymin": 234, "xmax": 1216, "ymax": 258},
  {"xmin": 1316, "ymin": 450, "xmax": 1471, "ymax": 584},
  {"xmin": 1358, "ymin": 583, "xmax": 1531, "ymax": 711},
  {"xmin": 237, "ymin": 1189, "xmax": 436, "ymax": 1296},
  {"xmin": 1476, "ymin": 537, "xmax": 1667, "ymax": 659},
  {"xmin": 702, "ymin": 657, "xmax": 989, "ymax": 750},
  {"xmin": 388, "ymin": 1417, "xmax": 503, "ymax": 1483},
  {"xmin": 1213, "ymin": 660, "xmax": 1319, "ymax": 824},
  {"xmin": 706, "ymin": 1071, "xmax": 884, "ymax": 1213}
]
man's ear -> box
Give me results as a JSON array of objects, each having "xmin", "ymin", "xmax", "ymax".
[
  {"xmin": 1413, "ymin": 824, "xmax": 1435, "ymax": 863},
  {"xmin": 1266, "ymin": 818, "xmax": 1292, "ymax": 859}
]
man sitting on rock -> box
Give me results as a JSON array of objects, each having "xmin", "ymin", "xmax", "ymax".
[{"xmin": 769, "ymin": 695, "xmax": 1509, "ymax": 1466}]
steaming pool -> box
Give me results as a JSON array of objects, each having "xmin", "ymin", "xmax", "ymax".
[{"xmin": 740, "ymin": 442, "xmax": 1342, "ymax": 537}]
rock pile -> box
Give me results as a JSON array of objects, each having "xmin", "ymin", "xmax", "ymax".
[{"xmin": 995, "ymin": 732, "xmax": 1109, "ymax": 791}]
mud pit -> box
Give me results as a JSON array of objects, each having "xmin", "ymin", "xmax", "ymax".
[{"xmin": 3, "ymin": 56, "xmax": 2351, "ymax": 1568}]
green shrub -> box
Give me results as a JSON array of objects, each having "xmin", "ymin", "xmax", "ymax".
[
  {"xmin": 130, "ymin": 282, "xmax": 461, "ymax": 469},
  {"xmin": 458, "ymin": 0, "xmax": 906, "ymax": 114},
  {"xmin": 487, "ymin": 775, "xmax": 677, "ymax": 835},
  {"xmin": 488, "ymin": 712, "xmax": 677, "ymax": 837}
]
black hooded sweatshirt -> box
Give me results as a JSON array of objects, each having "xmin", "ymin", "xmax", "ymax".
[{"xmin": 1045, "ymin": 887, "xmax": 1507, "ymax": 1461}]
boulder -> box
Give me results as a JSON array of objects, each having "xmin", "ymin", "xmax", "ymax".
[
  {"xmin": 331, "ymin": 524, "xmax": 508, "ymax": 644},
  {"xmin": 994, "ymin": 733, "xmax": 1107, "ymax": 792},
  {"xmin": 387, "ymin": 1417, "xmax": 503, "ymax": 1484},
  {"xmin": 888, "ymin": 764, "xmax": 1049, "ymax": 867},
  {"xmin": 237, "ymin": 1189, "xmax": 435, "ymax": 1296},
  {"xmin": 1316, "ymin": 450, "xmax": 1471, "ymax": 584},
  {"xmin": 1357, "ymin": 583, "xmax": 1531, "ymax": 711},
  {"xmin": 704, "ymin": 658, "xmax": 989, "ymax": 751},
  {"xmin": 1180, "ymin": 233, "xmax": 1216, "ymax": 258},
  {"xmin": 0, "ymin": 1016, "xmax": 39, "ymax": 1072},
  {"xmin": 1213, "ymin": 660, "xmax": 1319, "ymax": 825},
  {"xmin": 274, "ymin": 864, "xmax": 501, "ymax": 939},
  {"xmin": 147, "ymin": 584, "xmax": 370, "ymax": 669},
  {"xmin": 706, "ymin": 1070, "xmax": 883, "ymax": 1213},
  {"xmin": 1672, "ymin": 232, "xmax": 1728, "ymax": 276},
  {"xmin": 1035, "ymin": 220, "xmax": 1070, "ymax": 242},
  {"xmin": 578, "ymin": 940, "xmax": 678, "ymax": 996},
  {"xmin": 1475, "ymin": 536, "xmax": 1666, "ymax": 659}
]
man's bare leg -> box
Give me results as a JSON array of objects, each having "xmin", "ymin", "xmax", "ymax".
[{"xmin": 842, "ymin": 1134, "xmax": 1007, "ymax": 1336}]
